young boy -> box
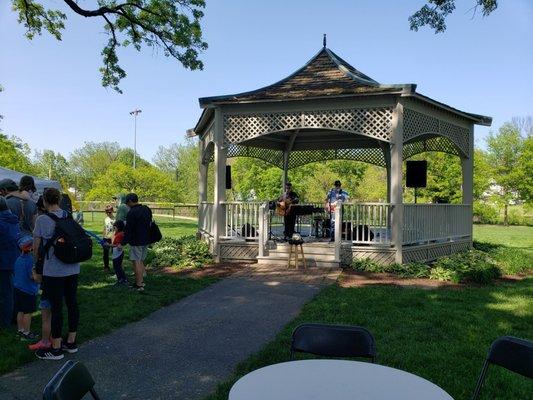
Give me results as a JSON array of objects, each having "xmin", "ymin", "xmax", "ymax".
[
  {"xmin": 112, "ymin": 220, "xmax": 128, "ymax": 286},
  {"xmin": 13, "ymin": 236, "xmax": 39, "ymax": 342}
]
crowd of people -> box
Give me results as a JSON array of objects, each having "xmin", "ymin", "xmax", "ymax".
[{"xmin": 0, "ymin": 175, "xmax": 155, "ymax": 361}]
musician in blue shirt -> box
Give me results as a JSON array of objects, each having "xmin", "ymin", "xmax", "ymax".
[{"xmin": 325, "ymin": 180, "xmax": 349, "ymax": 240}]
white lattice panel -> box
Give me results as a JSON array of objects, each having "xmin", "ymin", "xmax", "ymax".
[
  {"xmin": 227, "ymin": 144, "xmax": 284, "ymax": 168},
  {"xmin": 224, "ymin": 108, "xmax": 394, "ymax": 146},
  {"xmin": 403, "ymin": 108, "xmax": 470, "ymax": 157},
  {"xmin": 219, "ymin": 243, "xmax": 259, "ymax": 261},
  {"xmin": 289, "ymin": 148, "xmax": 386, "ymax": 168}
]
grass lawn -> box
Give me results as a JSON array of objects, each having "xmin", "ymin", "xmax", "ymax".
[
  {"xmin": 206, "ymin": 224, "xmax": 533, "ymax": 400},
  {"xmin": 0, "ymin": 216, "xmax": 205, "ymax": 375},
  {"xmin": 474, "ymin": 224, "xmax": 533, "ymax": 253}
]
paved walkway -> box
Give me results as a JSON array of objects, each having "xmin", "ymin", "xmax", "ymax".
[{"xmin": 0, "ymin": 265, "xmax": 339, "ymax": 400}]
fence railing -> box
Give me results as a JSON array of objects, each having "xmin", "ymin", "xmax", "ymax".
[
  {"xmin": 221, "ymin": 202, "xmax": 263, "ymax": 240},
  {"xmin": 403, "ymin": 204, "xmax": 471, "ymax": 245},
  {"xmin": 198, "ymin": 202, "xmax": 214, "ymax": 236},
  {"xmin": 341, "ymin": 203, "xmax": 391, "ymax": 245}
]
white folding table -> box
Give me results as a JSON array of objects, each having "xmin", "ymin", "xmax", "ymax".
[{"xmin": 229, "ymin": 360, "xmax": 454, "ymax": 400}]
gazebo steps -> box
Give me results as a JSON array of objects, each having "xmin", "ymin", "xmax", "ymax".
[
  {"xmin": 256, "ymin": 256, "xmax": 340, "ymax": 269},
  {"xmin": 258, "ymin": 241, "xmax": 340, "ymax": 268}
]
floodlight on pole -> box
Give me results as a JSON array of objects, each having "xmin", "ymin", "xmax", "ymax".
[{"xmin": 129, "ymin": 108, "xmax": 142, "ymax": 169}]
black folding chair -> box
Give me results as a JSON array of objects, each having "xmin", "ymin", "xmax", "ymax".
[
  {"xmin": 290, "ymin": 323, "xmax": 376, "ymax": 362},
  {"xmin": 43, "ymin": 360, "xmax": 101, "ymax": 400},
  {"xmin": 472, "ymin": 335, "xmax": 533, "ymax": 400}
]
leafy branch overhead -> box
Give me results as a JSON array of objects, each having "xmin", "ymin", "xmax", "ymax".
[
  {"xmin": 409, "ymin": 0, "xmax": 498, "ymax": 33},
  {"xmin": 12, "ymin": 0, "xmax": 208, "ymax": 92}
]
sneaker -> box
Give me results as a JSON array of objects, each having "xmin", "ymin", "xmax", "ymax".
[
  {"xmin": 35, "ymin": 347, "xmax": 64, "ymax": 360},
  {"xmin": 61, "ymin": 341, "xmax": 78, "ymax": 354},
  {"xmin": 19, "ymin": 331, "xmax": 39, "ymax": 342},
  {"xmin": 130, "ymin": 284, "xmax": 144, "ymax": 292},
  {"xmin": 28, "ymin": 340, "xmax": 51, "ymax": 351}
]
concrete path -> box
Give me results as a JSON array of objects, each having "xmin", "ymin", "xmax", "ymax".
[{"xmin": 0, "ymin": 265, "xmax": 339, "ymax": 400}]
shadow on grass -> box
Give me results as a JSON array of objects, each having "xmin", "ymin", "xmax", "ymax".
[
  {"xmin": 0, "ymin": 244, "xmax": 217, "ymax": 376},
  {"xmin": 204, "ymin": 279, "xmax": 533, "ymax": 400}
]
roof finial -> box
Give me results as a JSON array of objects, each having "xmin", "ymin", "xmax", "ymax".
[{"xmin": 323, "ymin": 33, "xmax": 327, "ymax": 48}]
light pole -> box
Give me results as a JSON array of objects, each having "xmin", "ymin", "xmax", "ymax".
[{"xmin": 129, "ymin": 108, "xmax": 142, "ymax": 169}]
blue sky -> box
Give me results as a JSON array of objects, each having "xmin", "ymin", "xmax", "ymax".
[{"xmin": 0, "ymin": 0, "xmax": 532, "ymax": 162}]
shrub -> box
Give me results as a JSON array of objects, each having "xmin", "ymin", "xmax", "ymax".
[
  {"xmin": 351, "ymin": 258, "xmax": 386, "ymax": 273},
  {"xmin": 473, "ymin": 241, "xmax": 533, "ymax": 275},
  {"xmin": 351, "ymin": 259, "xmax": 430, "ymax": 279},
  {"xmin": 431, "ymin": 250, "xmax": 501, "ymax": 284},
  {"xmin": 149, "ymin": 236, "xmax": 213, "ymax": 269},
  {"xmin": 473, "ymin": 202, "xmax": 499, "ymax": 224}
]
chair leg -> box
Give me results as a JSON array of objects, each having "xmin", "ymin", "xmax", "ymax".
[
  {"xmin": 287, "ymin": 245, "xmax": 293, "ymax": 268},
  {"xmin": 471, "ymin": 361, "xmax": 490, "ymax": 400},
  {"xmin": 90, "ymin": 388, "xmax": 101, "ymax": 400}
]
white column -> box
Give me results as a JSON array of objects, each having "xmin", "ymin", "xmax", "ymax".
[
  {"xmin": 380, "ymin": 142, "xmax": 392, "ymax": 203},
  {"xmin": 198, "ymin": 140, "xmax": 208, "ymax": 203},
  {"xmin": 213, "ymin": 108, "xmax": 227, "ymax": 260},
  {"xmin": 461, "ymin": 124, "xmax": 474, "ymax": 246},
  {"xmin": 390, "ymin": 102, "xmax": 404, "ymax": 264}
]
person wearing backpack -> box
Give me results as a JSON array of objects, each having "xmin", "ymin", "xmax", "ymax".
[
  {"xmin": 33, "ymin": 188, "xmax": 90, "ymax": 360},
  {"xmin": 0, "ymin": 179, "xmax": 37, "ymax": 236}
]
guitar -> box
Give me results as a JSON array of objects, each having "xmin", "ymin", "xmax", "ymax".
[{"xmin": 275, "ymin": 199, "xmax": 294, "ymax": 216}]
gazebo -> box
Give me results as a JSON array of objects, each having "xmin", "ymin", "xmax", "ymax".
[{"xmin": 189, "ymin": 45, "xmax": 491, "ymax": 267}]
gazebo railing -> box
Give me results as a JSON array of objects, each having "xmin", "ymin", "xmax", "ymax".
[
  {"xmin": 341, "ymin": 203, "xmax": 391, "ymax": 245},
  {"xmin": 221, "ymin": 201, "xmax": 263, "ymax": 240},
  {"xmin": 403, "ymin": 204, "xmax": 471, "ymax": 245},
  {"xmin": 198, "ymin": 202, "xmax": 214, "ymax": 236}
]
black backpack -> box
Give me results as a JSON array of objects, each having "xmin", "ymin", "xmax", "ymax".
[{"xmin": 44, "ymin": 212, "xmax": 93, "ymax": 264}]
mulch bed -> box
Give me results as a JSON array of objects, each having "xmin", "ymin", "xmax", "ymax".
[{"xmin": 338, "ymin": 269, "xmax": 459, "ymax": 289}]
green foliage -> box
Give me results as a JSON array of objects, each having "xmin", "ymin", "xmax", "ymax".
[
  {"xmin": 0, "ymin": 134, "xmax": 35, "ymax": 174},
  {"xmin": 86, "ymin": 161, "xmax": 181, "ymax": 202},
  {"xmin": 473, "ymin": 241, "xmax": 533, "ymax": 275},
  {"xmin": 149, "ymin": 236, "xmax": 212, "ymax": 269},
  {"xmin": 473, "ymin": 201, "xmax": 500, "ymax": 224},
  {"xmin": 33, "ymin": 149, "xmax": 70, "ymax": 183},
  {"xmin": 69, "ymin": 141, "xmax": 149, "ymax": 193},
  {"xmin": 431, "ymin": 250, "xmax": 501, "ymax": 284},
  {"xmin": 11, "ymin": 0, "xmax": 207, "ymax": 92},
  {"xmin": 351, "ymin": 258, "xmax": 430, "ymax": 279},
  {"xmin": 409, "ymin": 0, "xmax": 498, "ymax": 33}
]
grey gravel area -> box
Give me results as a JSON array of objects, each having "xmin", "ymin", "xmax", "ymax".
[{"xmin": 0, "ymin": 265, "xmax": 339, "ymax": 400}]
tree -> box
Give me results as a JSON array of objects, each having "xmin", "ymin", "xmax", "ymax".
[
  {"xmin": 409, "ymin": 0, "xmax": 498, "ymax": 33},
  {"xmin": 69, "ymin": 141, "xmax": 149, "ymax": 194},
  {"xmin": 0, "ymin": 134, "xmax": 36, "ymax": 174},
  {"xmin": 85, "ymin": 161, "xmax": 181, "ymax": 202},
  {"xmin": 33, "ymin": 149, "xmax": 70, "ymax": 182},
  {"xmin": 11, "ymin": 0, "xmax": 208, "ymax": 92},
  {"xmin": 486, "ymin": 123, "xmax": 525, "ymax": 225}
]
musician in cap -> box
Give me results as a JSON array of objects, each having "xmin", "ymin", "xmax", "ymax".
[
  {"xmin": 325, "ymin": 180, "xmax": 349, "ymax": 241},
  {"xmin": 277, "ymin": 182, "xmax": 299, "ymax": 240}
]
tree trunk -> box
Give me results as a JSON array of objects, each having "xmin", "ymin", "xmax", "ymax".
[{"xmin": 504, "ymin": 203, "xmax": 508, "ymax": 226}]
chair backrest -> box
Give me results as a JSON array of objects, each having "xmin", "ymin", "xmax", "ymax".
[
  {"xmin": 291, "ymin": 323, "xmax": 376, "ymax": 362},
  {"xmin": 472, "ymin": 336, "xmax": 533, "ymax": 400},
  {"xmin": 487, "ymin": 336, "xmax": 533, "ymax": 379},
  {"xmin": 43, "ymin": 360, "xmax": 100, "ymax": 400}
]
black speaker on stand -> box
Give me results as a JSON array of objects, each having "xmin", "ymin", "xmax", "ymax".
[
  {"xmin": 406, "ymin": 160, "xmax": 427, "ymax": 203},
  {"xmin": 225, "ymin": 165, "xmax": 232, "ymax": 190}
]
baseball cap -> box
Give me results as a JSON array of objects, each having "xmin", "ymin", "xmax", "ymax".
[
  {"xmin": 17, "ymin": 235, "xmax": 33, "ymax": 252},
  {"xmin": 0, "ymin": 179, "xmax": 18, "ymax": 192}
]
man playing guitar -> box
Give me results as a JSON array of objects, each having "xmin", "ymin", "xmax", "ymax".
[
  {"xmin": 325, "ymin": 180, "xmax": 349, "ymax": 241},
  {"xmin": 277, "ymin": 182, "xmax": 299, "ymax": 240}
]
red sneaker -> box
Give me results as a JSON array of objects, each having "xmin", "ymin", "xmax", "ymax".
[{"xmin": 28, "ymin": 340, "xmax": 50, "ymax": 351}]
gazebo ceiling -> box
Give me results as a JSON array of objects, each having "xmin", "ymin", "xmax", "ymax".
[{"xmin": 241, "ymin": 129, "xmax": 383, "ymax": 152}]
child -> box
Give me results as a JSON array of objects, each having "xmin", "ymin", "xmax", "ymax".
[
  {"xmin": 102, "ymin": 205, "xmax": 115, "ymax": 272},
  {"xmin": 13, "ymin": 236, "xmax": 39, "ymax": 342},
  {"xmin": 111, "ymin": 220, "xmax": 128, "ymax": 286}
]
